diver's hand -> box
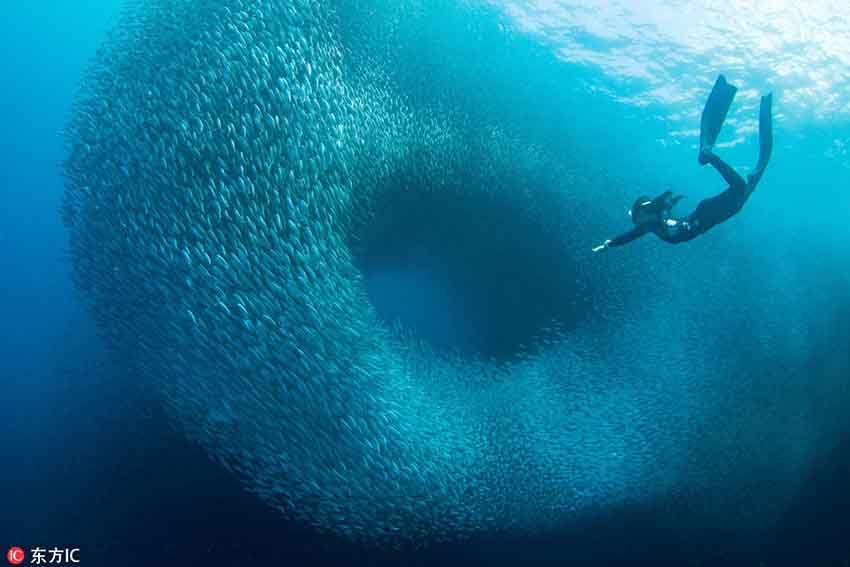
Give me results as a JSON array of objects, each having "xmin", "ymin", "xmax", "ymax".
[
  {"xmin": 660, "ymin": 191, "xmax": 685, "ymax": 207},
  {"xmin": 592, "ymin": 240, "xmax": 611, "ymax": 253}
]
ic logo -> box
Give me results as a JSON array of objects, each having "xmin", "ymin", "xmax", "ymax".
[{"xmin": 6, "ymin": 547, "xmax": 25, "ymax": 566}]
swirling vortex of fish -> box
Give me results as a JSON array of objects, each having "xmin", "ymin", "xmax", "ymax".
[{"xmin": 62, "ymin": 0, "xmax": 850, "ymax": 544}]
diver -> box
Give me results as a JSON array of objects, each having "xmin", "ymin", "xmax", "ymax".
[{"xmin": 593, "ymin": 75, "xmax": 773, "ymax": 251}]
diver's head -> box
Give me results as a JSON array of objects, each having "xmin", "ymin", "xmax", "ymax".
[{"xmin": 629, "ymin": 195, "xmax": 657, "ymax": 226}]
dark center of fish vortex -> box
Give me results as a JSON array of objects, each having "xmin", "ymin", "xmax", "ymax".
[{"xmin": 353, "ymin": 187, "xmax": 592, "ymax": 361}]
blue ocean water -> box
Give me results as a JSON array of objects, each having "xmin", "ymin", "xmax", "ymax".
[{"xmin": 3, "ymin": 1, "xmax": 850, "ymax": 566}]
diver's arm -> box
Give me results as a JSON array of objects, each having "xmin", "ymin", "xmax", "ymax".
[{"xmin": 593, "ymin": 226, "xmax": 649, "ymax": 252}]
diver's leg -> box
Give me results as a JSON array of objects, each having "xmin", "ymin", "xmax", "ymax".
[
  {"xmin": 687, "ymin": 93, "xmax": 772, "ymax": 239},
  {"xmin": 688, "ymin": 187, "xmax": 741, "ymax": 235},
  {"xmin": 706, "ymin": 152, "xmax": 747, "ymax": 193}
]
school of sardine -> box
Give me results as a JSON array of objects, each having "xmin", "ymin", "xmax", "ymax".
[{"xmin": 62, "ymin": 0, "xmax": 850, "ymax": 545}]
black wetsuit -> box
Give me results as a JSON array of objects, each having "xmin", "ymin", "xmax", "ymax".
[{"xmin": 609, "ymin": 153, "xmax": 763, "ymax": 247}]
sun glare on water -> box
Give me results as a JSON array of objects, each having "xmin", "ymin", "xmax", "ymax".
[{"xmin": 495, "ymin": 0, "xmax": 850, "ymax": 123}]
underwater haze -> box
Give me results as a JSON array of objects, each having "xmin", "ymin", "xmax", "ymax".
[{"xmin": 3, "ymin": 1, "xmax": 850, "ymax": 565}]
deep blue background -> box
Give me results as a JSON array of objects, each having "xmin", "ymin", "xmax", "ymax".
[{"xmin": 2, "ymin": 2, "xmax": 849, "ymax": 566}]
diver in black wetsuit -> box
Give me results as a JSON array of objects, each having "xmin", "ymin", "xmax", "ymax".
[{"xmin": 593, "ymin": 76, "xmax": 773, "ymax": 252}]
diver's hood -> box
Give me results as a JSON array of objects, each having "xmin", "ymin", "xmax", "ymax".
[
  {"xmin": 630, "ymin": 191, "xmax": 677, "ymax": 225},
  {"xmin": 630, "ymin": 195, "xmax": 655, "ymax": 225}
]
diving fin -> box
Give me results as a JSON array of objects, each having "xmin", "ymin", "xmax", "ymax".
[
  {"xmin": 747, "ymin": 92, "xmax": 773, "ymax": 186},
  {"xmin": 699, "ymin": 75, "xmax": 738, "ymax": 164}
]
